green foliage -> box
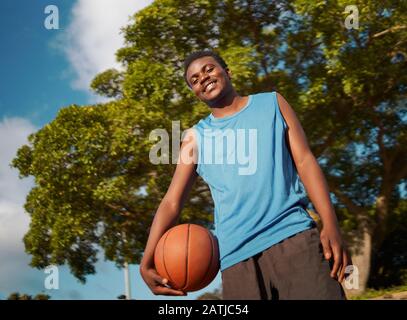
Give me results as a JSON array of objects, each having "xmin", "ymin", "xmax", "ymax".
[
  {"xmin": 217, "ymin": 45, "xmax": 258, "ymax": 91},
  {"xmin": 90, "ymin": 69, "xmax": 123, "ymax": 98},
  {"xmin": 350, "ymin": 284, "xmax": 407, "ymax": 300},
  {"xmin": 123, "ymin": 60, "xmax": 175, "ymax": 105}
]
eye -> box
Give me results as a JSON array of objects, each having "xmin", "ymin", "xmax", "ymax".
[{"xmin": 207, "ymin": 67, "xmax": 214, "ymax": 72}]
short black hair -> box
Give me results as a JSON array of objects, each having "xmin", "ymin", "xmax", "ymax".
[{"xmin": 183, "ymin": 50, "xmax": 228, "ymax": 86}]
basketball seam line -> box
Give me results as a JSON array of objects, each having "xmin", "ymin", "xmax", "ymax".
[
  {"xmin": 181, "ymin": 224, "xmax": 190, "ymax": 291},
  {"xmin": 162, "ymin": 229, "xmax": 176, "ymax": 287}
]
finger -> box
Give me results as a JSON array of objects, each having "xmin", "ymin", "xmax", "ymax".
[
  {"xmin": 344, "ymin": 251, "xmax": 353, "ymax": 279},
  {"xmin": 320, "ymin": 236, "xmax": 332, "ymax": 260},
  {"xmin": 330, "ymin": 247, "xmax": 343, "ymax": 279},
  {"xmin": 339, "ymin": 251, "xmax": 348, "ymax": 282},
  {"xmin": 154, "ymin": 286, "xmax": 187, "ymax": 296},
  {"xmin": 336, "ymin": 250, "xmax": 346, "ymax": 281},
  {"xmin": 150, "ymin": 271, "xmax": 168, "ymax": 286},
  {"xmin": 160, "ymin": 277, "xmax": 169, "ymax": 286}
]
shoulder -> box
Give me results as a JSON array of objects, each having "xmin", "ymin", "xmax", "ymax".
[
  {"xmin": 250, "ymin": 91, "xmax": 282, "ymax": 106},
  {"xmin": 182, "ymin": 128, "xmax": 198, "ymax": 145},
  {"xmin": 252, "ymin": 91, "xmax": 285, "ymax": 109},
  {"xmin": 178, "ymin": 128, "xmax": 198, "ymax": 165},
  {"xmin": 274, "ymin": 91, "xmax": 293, "ymax": 116}
]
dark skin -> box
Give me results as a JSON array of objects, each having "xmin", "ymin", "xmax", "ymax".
[
  {"xmin": 140, "ymin": 55, "xmax": 352, "ymax": 296},
  {"xmin": 186, "ymin": 56, "xmax": 249, "ymax": 117}
]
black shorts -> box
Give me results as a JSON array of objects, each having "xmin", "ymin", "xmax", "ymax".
[{"xmin": 221, "ymin": 227, "xmax": 346, "ymax": 300}]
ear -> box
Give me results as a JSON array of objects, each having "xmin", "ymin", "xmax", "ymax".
[{"xmin": 225, "ymin": 67, "xmax": 232, "ymax": 80}]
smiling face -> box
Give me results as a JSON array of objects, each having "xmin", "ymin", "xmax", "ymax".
[{"xmin": 185, "ymin": 56, "xmax": 233, "ymax": 104}]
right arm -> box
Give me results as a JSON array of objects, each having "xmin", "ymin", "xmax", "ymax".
[{"xmin": 139, "ymin": 129, "xmax": 198, "ymax": 296}]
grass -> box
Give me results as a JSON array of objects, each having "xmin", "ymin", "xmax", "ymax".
[{"xmin": 349, "ymin": 284, "xmax": 407, "ymax": 300}]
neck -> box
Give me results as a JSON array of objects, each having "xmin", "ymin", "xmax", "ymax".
[
  {"xmin": 206, "ymin": 86, "xmax": 241, "ymax": 107},
  {"xmin": 207, "ymin": 89, "xmax": 248, "ymax": 119}
]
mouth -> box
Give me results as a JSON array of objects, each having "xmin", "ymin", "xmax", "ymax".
[{"xmin": 203, "ymin": 80, "xmax": 217, "ymax": 93}]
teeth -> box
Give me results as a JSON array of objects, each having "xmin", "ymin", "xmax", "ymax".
[{"xmin": 205, "ymin": 81, "xmax": 216, "ymax": 91}]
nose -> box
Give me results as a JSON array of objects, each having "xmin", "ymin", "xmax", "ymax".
[{"xmin": 199, "ymin": 73, "xmax": 210, "ymax": 86}]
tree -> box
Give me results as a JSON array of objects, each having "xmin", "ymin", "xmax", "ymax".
[
  {"xmin": 33, "ymin": 293, "xmax": 51, "ymax": 300},
  {"xmin": 12, "ymin": 102, "xmax": 213, "ymax": 282},
  {"xmin": 7, "ymin": 292, "xmax": 21, "ymax": 300},
  {"xmin": 7, "ymin": 292, "xmax": 50, "ymax": 300},
  {"xmin": 90, "ymin": 69, "xmax": 124, "ymax": 99},
  {"xmin": 12, "ymin": 0, "xmax": 406, "ymax": 293}
]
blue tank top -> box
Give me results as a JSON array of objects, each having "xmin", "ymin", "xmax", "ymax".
[{"xmin": 192, "ymin": 91, "xmax": 316, "ymax": 271}]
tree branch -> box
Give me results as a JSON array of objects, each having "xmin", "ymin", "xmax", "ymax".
[
  {"xmin": 331, "ymin": 185, "xmax": 364, "ymax": 216},
  {"xmin": 106, "ymin": 203, "xmax": 132, "ymax": 217},
  {"xmin": 313, "ymin": 130, "xmax": 338, "ymax": 158},
  {"xmin": 372, "ymin": 25, "xmax": 407, "ymax": 38}
]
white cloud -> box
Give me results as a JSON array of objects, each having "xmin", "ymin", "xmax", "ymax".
[
  {"xmin": 0, "ymin": 117, "xmax": 41, "ymax": 296},
  {"xmin": 60, "ymin": 0, "xmax": 153, "ymax": 99},
  {"xmin": 0, "ymin": 117, "xmax": 36, "ymax": 232}
]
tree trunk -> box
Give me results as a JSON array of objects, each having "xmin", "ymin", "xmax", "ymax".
[{"xmin": 344, "ymin": 227, "xmax": 372, "ymax": 297}]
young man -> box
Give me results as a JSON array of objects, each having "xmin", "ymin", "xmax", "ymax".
[{"xmin": 140, "ymin": 50, "xmax": 351, "ymax": 299}]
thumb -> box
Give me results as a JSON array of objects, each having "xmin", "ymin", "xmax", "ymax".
[
  {"xmin": 151, "ymin": 270, "xmax": 168, "ymax": 285},
  {"xmin": 320, "ymin": 237, "xmax": 332, "ymax": 260},
  {"xmin": 155, "ymin": 274, "xmax": 168, "ymax": 285}
]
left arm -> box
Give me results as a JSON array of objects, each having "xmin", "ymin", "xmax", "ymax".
[{"xmin": 276, "ymin": 92, "xmax": 351, "ymax": 283}]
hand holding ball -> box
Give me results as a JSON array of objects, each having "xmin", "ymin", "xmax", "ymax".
[{"xmin": 154, "ymin": 224, "xmax": 220, "ymax": 292}]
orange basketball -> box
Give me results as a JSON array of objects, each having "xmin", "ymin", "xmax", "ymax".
[{"xmin": 154, "ymin": 223, "xmax": 220, "ymax": 292}]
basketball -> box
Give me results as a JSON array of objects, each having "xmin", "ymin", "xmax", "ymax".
[{"xmin": 154, "ymin": 223, "xmax": 220, "ymax": 292}]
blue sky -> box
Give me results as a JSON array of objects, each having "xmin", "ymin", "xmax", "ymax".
[
  {"xmin": 0, "ymin": 0, "xmax": 88, "ymax": 126},
  {"xmin": 0, "ymin": 0, "xmax": 222, "ymax": 300}
]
